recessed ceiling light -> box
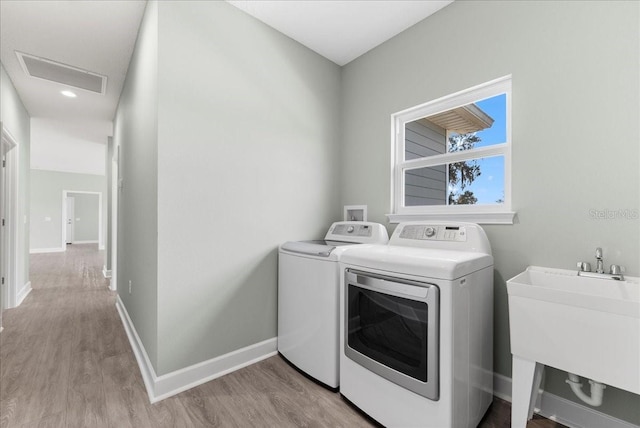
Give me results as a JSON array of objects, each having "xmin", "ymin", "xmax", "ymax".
[{"xmin": 61, "ymin": 90, "xmax": 77, "ymax": 98}]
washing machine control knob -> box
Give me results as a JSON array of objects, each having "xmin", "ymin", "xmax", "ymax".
[
  {"xmin": 424, "ymin": 227, "xmax": 436, "ymax": 238},
  {"xmin": 347, "ymin": 226, "xmax": 355, "ymax": 233}
]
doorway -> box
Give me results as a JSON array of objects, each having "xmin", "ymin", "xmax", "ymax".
[{"xmin": 61, "ymin": 190, "xmax": 103, "ymax": 249}]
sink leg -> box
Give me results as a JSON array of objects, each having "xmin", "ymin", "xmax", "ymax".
[{"xmin": 511, "ymin": 356, "xmax": 544, "ymax": 428}]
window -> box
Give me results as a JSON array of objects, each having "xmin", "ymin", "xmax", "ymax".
[{"xmin": 389, "ymin": 76, "xmax": 515, "ymax": 224}]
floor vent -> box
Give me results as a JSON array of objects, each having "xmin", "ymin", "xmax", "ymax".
[{"xmin": 16, "ymin": 51, "xmax": 106, "ymax": 94}]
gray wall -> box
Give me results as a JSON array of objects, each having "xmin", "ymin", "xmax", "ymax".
[
  {"xmin": 29, "ymin": 170, "xmax": 106, "ymax": 250},
  {"xmin": 114, "ymin": 0, "xmax": 341, "ymax": 377},
  {"xmin": 68, "ymin": 192, "xmax": 99, "ymax": 242},
  {"xmin": 0, "ymin": 63, "xmax": 30, "ymax": 303},
  {"xmin": 113, "ymin": 0, "xmax": 638, "ymax": 422},
  {"xmin": 154, "ymin": 0, "xmax": 341, "ymax": 375},
  {"xmin": 340, "ymin": 1, "xmax": 639, "ymax": 423},
  {"xmin": 113, "ymin": 0, "xmax": 159, "ymax": 369}
]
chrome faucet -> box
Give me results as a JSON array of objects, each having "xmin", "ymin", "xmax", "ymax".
[
  {"xmin": 595, "ymin": 247, "xmax": 604, "ymax": 273},
  {"xmin": 577, "ymin": 247, "xmax": 624, "ymax": 281},
  {"xmin": 576, "ymin": 261, "xmax": 591, "ymax": 272}
]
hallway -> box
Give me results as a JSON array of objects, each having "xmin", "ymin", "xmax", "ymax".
[{"xmin": 0, "ymin": 244, "xmax": 148, "ymax": 427}]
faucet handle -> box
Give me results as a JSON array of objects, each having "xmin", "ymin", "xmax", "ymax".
[
  {"xmin": 610, "ymin": 264, "xmax": 622, "ymax": 275},
  {"xmin": 577, "ymin": 261, "xmax": 591, "ymax": 272}
]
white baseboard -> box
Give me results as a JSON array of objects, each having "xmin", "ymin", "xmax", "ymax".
[
  {"xmin": 72, "ymin": 240, "xmax": 99, "ymax": 244},
  {"xmin": 30, "ymin": 247, "xmax": 65, "ymax": 254},
  {"xmin": 493, "ymin": 372, "xmax": 639, "ymax": 428},
  {"xmin": 116, "ymin": 295, "xmax": 277, "ymax": 403},
  {"xmin": 102, "ymin": 266, "xmax": 112, "ymax": 278},
  {"xmin": 16, "ymin": 281, "xmax": 31, "ymax": 306}
]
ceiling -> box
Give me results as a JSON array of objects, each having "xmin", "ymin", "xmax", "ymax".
[
  {"xmin": 0, "ymin": 0, "xmax": 147, "ymax": 151},
  {"xmin": 0, "ymin": 0, "xmax": 452, "ymax": 172},
  {"xmin": 228, "ymin": 1, "xmax": 453, "ymax": 66}
]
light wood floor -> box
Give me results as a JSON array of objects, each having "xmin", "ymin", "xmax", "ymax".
[{"xmin": 0, "ymin": 244, "xmax": 565, "ymax": 427}]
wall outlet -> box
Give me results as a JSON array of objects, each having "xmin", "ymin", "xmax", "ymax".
[{"xmin": 128, "ymin": 280, "xmax": 132, "ymax": 294}]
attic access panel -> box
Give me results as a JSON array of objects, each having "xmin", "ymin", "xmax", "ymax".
[{"xmin": 16, "ymin": 51, "xmax": 106, "ymax": 94}]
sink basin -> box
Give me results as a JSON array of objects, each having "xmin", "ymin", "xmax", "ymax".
[
  {"xmin": 507, "ymin": 266, "xmax": 639, "ymax": 395},
  {"xmin": 508, "ymin": 266, "xmax": 639, "ymax": 317}
]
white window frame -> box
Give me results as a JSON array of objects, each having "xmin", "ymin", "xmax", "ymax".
[{"xmin": 388, "ymin": 75, "xmax": 515, "ymax": 225}]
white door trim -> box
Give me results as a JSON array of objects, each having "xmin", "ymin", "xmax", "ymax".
[
  {"xmin": 62, "ymin": 190, "xmax": 103, "ymax": 249},
  {"xmin": 1, "ymin": 125, "xmax": 19, "ymax": 312},
  {"xmin": 110, "ymin": 146, "xmax": 119, "ymax": 291}
]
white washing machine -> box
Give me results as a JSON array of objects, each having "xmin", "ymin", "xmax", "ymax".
[
  {"xmin": 339, "ymin": 222, "xmax": 494, "ymax": 427},
  {"xmin": 278, "ymin": 221, "xmax": 389, "ymax": 389}
]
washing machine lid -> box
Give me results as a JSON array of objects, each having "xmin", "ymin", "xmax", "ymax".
[
  {"xmin": 340, "ymin": 245, "xmax": 493, "ymax": 280},
  {"xmin": 280, "ymin": 240, "xmax": 353, "ymax": 257}
]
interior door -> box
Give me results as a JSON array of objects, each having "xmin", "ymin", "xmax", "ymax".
[{"xmin": 66, "ymin": 196, "xmax": 75, "ymax": 245}]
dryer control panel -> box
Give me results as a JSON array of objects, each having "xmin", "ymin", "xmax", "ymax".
[
  {"xmin": 390, "ymin": 221, "xmax": 492, "ymax": 255},
  {"xmin": 399, "ymin": 225, "xmax": 467, "ymax": 242}
]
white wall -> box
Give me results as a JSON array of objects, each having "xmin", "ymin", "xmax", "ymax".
[
  {"xmin": 340, "ymin": 1, "xmax": 639, "ymax": 423},
  {"xmin": 31, "ymin": 118, "xmax": 109, "ymax": 176}
]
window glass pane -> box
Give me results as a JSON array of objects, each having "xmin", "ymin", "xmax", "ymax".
[
  {"xmin": 405, "ymin": 120, "xmax": 447, "ymax": 161},
  {"xmin": 404, "ymin": 94, "xmax": 506, "ymax": 160},
  {"xmin": 404, "ymin": 156, "xmax": 504, "ymax": 207},
  {"xmin": 448, "ymin": 156, "xmax": 504, "ymax": 205},
  {"xmin": 470, "ymin": 94, "xmax": 507, "ymax": 149},
  {"xmin": 404, "ymin": 165, "xmax": 447, "ymax": 206}
]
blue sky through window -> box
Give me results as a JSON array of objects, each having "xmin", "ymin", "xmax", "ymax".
[
  {"xmin": 475, "ymin": 94, "xmax": 506, "ymax": 148},
  {"xmin": 454, "ymin": 94, "xmax": 506, "ymax": 204}
]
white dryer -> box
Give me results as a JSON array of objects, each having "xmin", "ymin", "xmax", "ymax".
[
  {"xmin": 278, "ymin": 221, "xmax": 389, "ymax": 389},
  {"xmin": 339, "ymin": 222, "xmax": 494, "ymax": 428}
]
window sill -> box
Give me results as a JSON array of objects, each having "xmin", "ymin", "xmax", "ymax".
[{"xmin": 386, "ymin": 211, "xmax": 516, "ymax": 225}]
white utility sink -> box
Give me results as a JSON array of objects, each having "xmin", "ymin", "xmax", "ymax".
[
  {"xmin": 506, "ymin": 266, "xmax": 639, "ymax": 427},
  {"xmin": 509, "ymin": 266, "xmax": 638, "ymax": 317}
]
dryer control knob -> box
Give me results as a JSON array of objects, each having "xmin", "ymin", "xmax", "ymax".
[
  {"xmin": 425, "ymin": 227, "xmax": 436, "ymax": 238},
  {"xmin": 347, "ymin": 226, "xmax": 355, "ymax": 233}
]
